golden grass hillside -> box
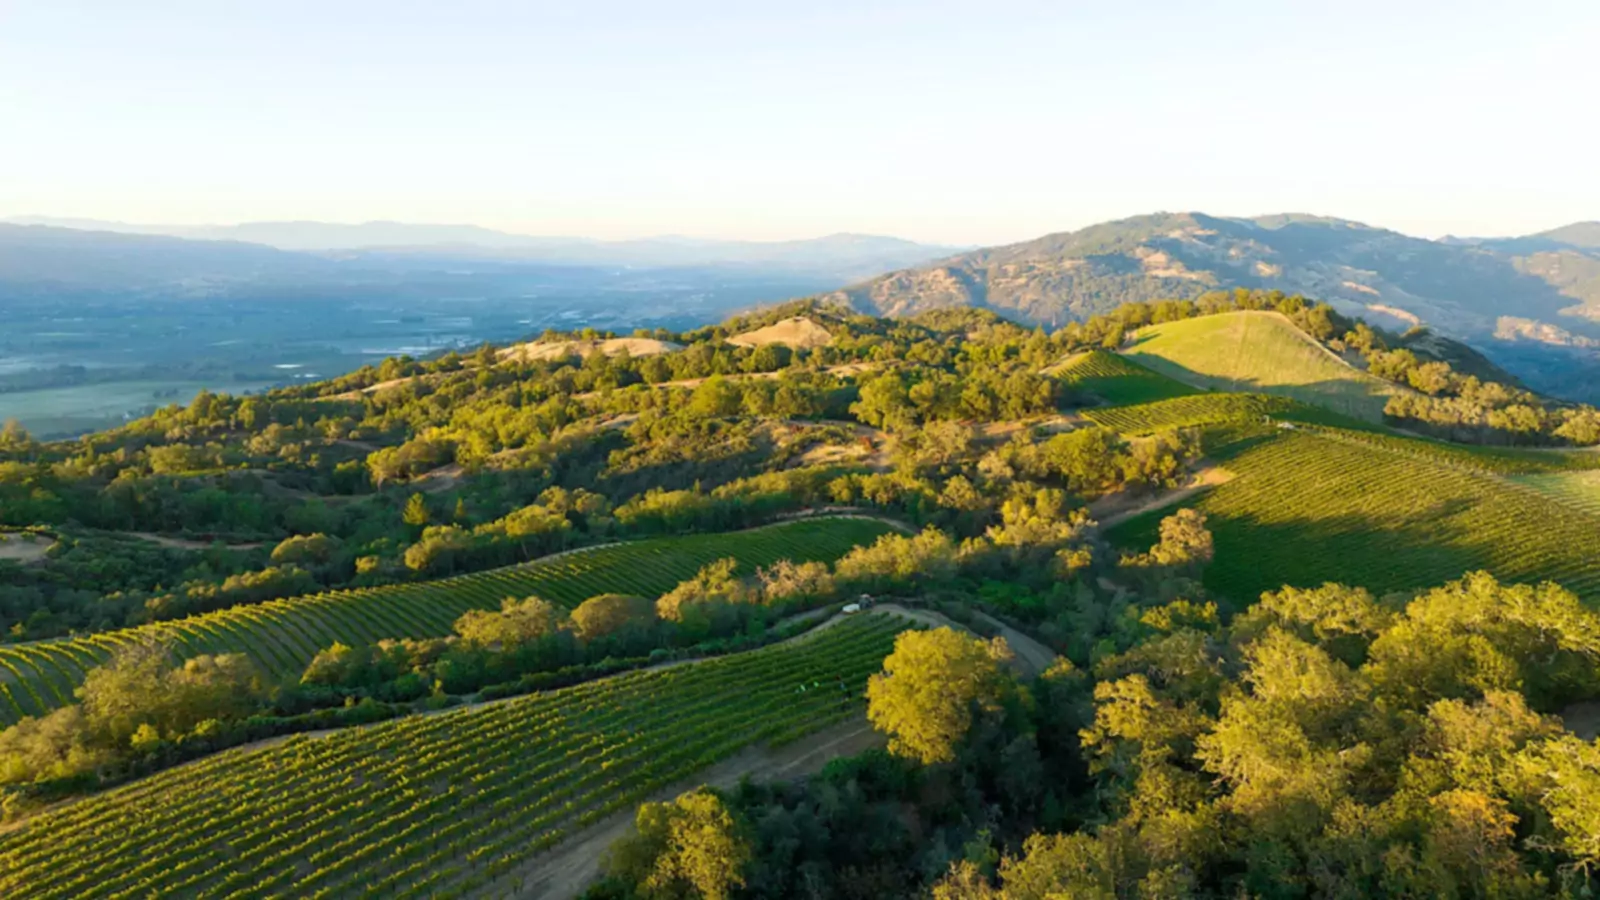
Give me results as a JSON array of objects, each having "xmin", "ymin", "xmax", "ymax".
[{"xmin": 728, "ymin": 317, "xmax": 834, "ymax": 350}]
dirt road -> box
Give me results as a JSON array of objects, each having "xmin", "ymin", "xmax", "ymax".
[
  {"xmin": 504, "ymin": 720, "xmax": 886, "ymax": 899},
  {"xmin": 495, "ymin": 604, "xmax": 1055, "ymax": 898},
  {"xmin": 1091, "ymin": 464, "xmax": 1233, "ymax": 529}
]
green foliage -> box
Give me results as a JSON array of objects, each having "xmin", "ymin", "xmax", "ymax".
[
  {"xmin": 454, "ymin": 596, "xmax": 566, "ymax": 650},
  {"xmin": 570, "ymin": 593, "xmax": 657, "ymax": 642},
  {"xmin": 632, "ymin": 789, "xmax": 752, "ymax": 900},
  {"xmin": 1118, "ymin": 508, "xmax": 1213, "ymax": 571},
  {"xmin": 401, "ymin": 493, "xmax": 430, "ymax": 528},
  {"xmin": 867, "ymin": 627, "xmax": 1015, "ymax": 765},
  {"xmin": 995, "ymin": 426, "xmax": 1196, "ymax": 499},
  {"xmin": 834, "ymin": 527, "xmax": 959, "ymax": 589},
  {"xmin": 0, "ymin": 639, "xmax": 263, "ymax": 786}
]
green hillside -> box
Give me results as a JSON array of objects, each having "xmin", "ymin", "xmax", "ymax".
[
  {"xmin": 1109, "ymin": 427, "xmax": 1600, "ymax": 603},
  {"xmin": 1511, "ymin": 468, "xmax": 1600, "ymax": 516},
  {"xmin": 0, "ymin": 518, "xmax": 894, "ymax": 728},
  {"xmin": 0, "ymin": 615, "xmax": 909, "ymax": 899},
  {"xmin": 1051, "ymin": 350, "xmax": 1196, "ymax": 407},
  {"xmin": 1122, "ymin": 310, "xmax": 1403, "ymax": 422}
]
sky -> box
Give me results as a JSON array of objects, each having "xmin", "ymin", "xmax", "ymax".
[{"xmin": 1, "ymin": 0, "xmax": 1596, "ymax": 246}]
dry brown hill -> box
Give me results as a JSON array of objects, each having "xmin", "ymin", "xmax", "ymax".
[
  {"xmin": 496, "ymin": 337, "xmax": 682, "ymax": 363},
  {"xmin": 727, "ymin": 317, "xmax": 833, "ymax": 350}
]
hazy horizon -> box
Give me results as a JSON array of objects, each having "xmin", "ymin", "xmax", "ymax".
[
  {"xmin": 8, "ymin": 210, "xmax": 1593, "ymax": 249},
  {"xmin": 4, "ymin": 0, "xmax": 1597, "ymax": 245}
]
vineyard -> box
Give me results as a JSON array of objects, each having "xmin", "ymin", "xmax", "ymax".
[
  {"xmin": 0, "ymin": 517, "xmax": 895, "ymax": 728},
  {"xmin": 1300, "ymin": 424, "xmax": 1600, "ymax": 475},
  {"xmin": 1123, "ymin": 310, "xmax": 1401, "ymax": 422},
  {"xmin": 1108, "ymin": 429, "xmax": 1600, "ymax": 603},
  {"xmin": 1083, "ymin": 392, "xmax": 1295, "ymax": 434},
  {"xmin": 1052, "ymin": 350, "xmax": 1195, "ymax": 406},
  {"xmin": 1511, "ymin": 469, "xmax": 1600, "ymax": 515},
  {"xmin": 0, "ymin": 614, "xmax": 910, "ymax": 899}
]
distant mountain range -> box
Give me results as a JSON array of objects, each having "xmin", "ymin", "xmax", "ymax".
[
  {"xmin": 2, "ymin": 217, "xmax": 959, "ymax": 279},
  {"xmin": 9, "ymin": 212, "xmax": 1600, "ymax": 399},
  {"xmin": 821, "ymin": 212, "xmax": 1600, "ymax": 398}
]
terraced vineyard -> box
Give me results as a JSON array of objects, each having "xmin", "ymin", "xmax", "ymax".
[
  {"xmin": 1108, "ymin": 429, "xmax": 1600, "ymax": 603},
  {"xmin": 1084, "ymin": 392, "xmax": 1294, "ymax": 434},
  {"xmin": 1304, "ymin": 425, "xmax": 1600, "ymax": 475},
  {"xmin": 0, "ymin": 517, "xmax": 895, "ymax": 727},
  {"xmin": 1053, "ymin": 350, "xmax": 1195, "ymax": 406},
  {"xmin": 0, "ymin": 614, "xmax": 910, "ymax": 900},
  {"xmin": 1511, "ymin": 469, "xmax": 1600, "ymax": 515}
]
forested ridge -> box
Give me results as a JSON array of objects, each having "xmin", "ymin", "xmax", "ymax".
[{"xmin": 0, "ymin": 289, "xmax": 1598, "ymax": 897}]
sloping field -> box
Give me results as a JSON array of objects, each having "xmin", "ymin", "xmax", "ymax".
[
  {"xmin": 1052, "ymin": 350, "xmax": 1196, "ymax": 407},
  {"xmin": 0, "ymin": 518, "xmax": 895, "ymax": 727},
  {"xmin": 1124, "ymin": 311, "xmax": 1402, "ymax": 422},
  {"xmin": 1108, "ymin": 429, "xmax": 1600, "ymax": 604},
  {"xmin": 0, "ymin": 614, "xmax": 910, "ymax": 899},
  {"xmin": 1511, "ymin": 469, "xmax": 1600, "ymax": 515},
  {"xmin": 1084, "ymin": 392, "xmax": 1294, "ymax": 434}
]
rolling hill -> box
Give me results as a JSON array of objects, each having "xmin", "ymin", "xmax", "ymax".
[
  {"xmin": 822, "ymin": 212, "xmax": 1600, "ymax": 399},
  {"xmin": 1122, "ymin": 310, "xmax": 1404, "ymax": 422}
]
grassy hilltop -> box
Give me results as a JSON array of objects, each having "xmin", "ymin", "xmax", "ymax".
[{"xmin": 1124, "ymin": 310, "xmax": 1403, "ymax": 422}]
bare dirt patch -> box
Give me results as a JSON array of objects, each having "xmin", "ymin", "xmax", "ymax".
[
  {"xmin": 1090, "ymin": 464, "xmax": 1234, "ymax": 529},
  {"xmin": 413, "ymin": 464, "xmax": 465, "ymax": 494},
  {"xmin": 727, "ymin": 317, "xmax": 834, "ymax": 350},
  {"xmin": 498, "ymin": 337, "xmax": 682, "ymax": 364},
  {"xmin": 976, "ymin": 415, "xmax": 1082, "ymax": 443},
  {"xmin": 0, "ymin": 534, "xmax": 54, "ymax": 564}
]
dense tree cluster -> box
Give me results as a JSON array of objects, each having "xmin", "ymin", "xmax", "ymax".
[
  {"xmin": 593, "ymin": 564, "xmax": 1600, "ymax": 900},
  {"xmin": 0, "ymin": 640, "xmax": 263, "ymax": 790}
]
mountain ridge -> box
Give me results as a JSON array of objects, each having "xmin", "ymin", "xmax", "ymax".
[{"xmin": 820, "ymin": 211, "xmax": 1600, "ymax": 398}]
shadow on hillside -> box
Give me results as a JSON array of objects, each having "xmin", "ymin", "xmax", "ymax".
[
  {"xmin": 1116, "ymin": 346, "xmax": 1392, "ymax": 423},
  {"xmin": 1108, "ymin": 495, "xmax": 1590, "ymax": 606}
]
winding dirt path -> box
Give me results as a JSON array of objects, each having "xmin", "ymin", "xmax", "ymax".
[
  {"xmin": 503, "ymin": 719, "xmax": 887, "ymax": 899},
  {"xmin": 1090, "ymin": 464, "xmax": 1234, "ymax": 529},
  {"xmin": 491, "ymin": 603, "xmax": 1056, "ymax": 898}
]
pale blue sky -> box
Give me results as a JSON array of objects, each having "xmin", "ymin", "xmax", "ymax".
[{"xmin": 1, "ymin": 0, "xmax": 1594, "ymax": 244}]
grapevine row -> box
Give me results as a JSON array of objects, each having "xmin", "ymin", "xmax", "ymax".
[
  {"xmin": 0, "ymin": 517, "xmax": 894, "ymax": 727},
  {"xmin": 0, "ymin": 614, "xmax": 911, "ymax": 899},
  {"xmin": 1108, "ymin": 430, "xmax": 1600, "ymax": 603}
]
